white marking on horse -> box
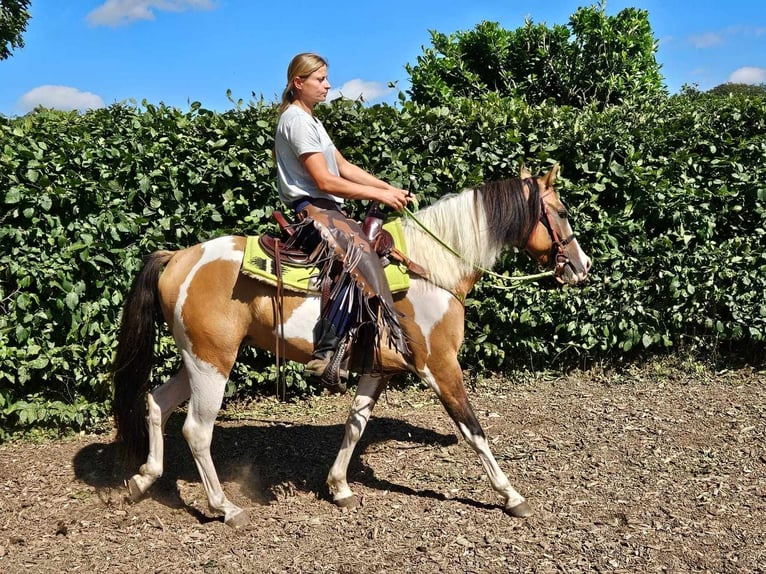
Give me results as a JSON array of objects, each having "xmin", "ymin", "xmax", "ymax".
[
  {"xmin": 407, "ymin": 279, "xmax": 452, "ymax": 356},
  {"xmin": 457, "ymin": 421, "xmax": 525, "ymax": 508},
  {"xmin": 418, "ymin": 365, "xmax": 442, "ymax": 398},
  {"xmin": 280, "ymin": 297, "xmax": 321, "ymax": 343}
]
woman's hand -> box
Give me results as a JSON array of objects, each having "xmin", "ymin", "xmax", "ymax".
[{"xmin": 378, "ymin": 187, "xmax": 412, "ymax": 211}]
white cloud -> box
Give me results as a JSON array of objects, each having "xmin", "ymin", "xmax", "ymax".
[
  {"xmin": 87, "ymin": 0, "xmax": 214, "ymax": 27},
  {"xmin": 689, "ymin": 25, "xmax": 766, "ymax": 49},
  {"xmin": 689, "ymin": 32, "xmax": 724, "ymax": 48},
  {"xmin": 18, "ymin": 85, "xmax": 105, "ymax": 113},
  {"xmin": 658, "ymin": 34, "xmax": 675, "ymax": 47},
  {"xmin": 728, "ymin": 66, "xmax": 766, "ymax": 84},
  {"xmin": 328, "ymin": 79, "xmax": 392, "ymax": 103}
]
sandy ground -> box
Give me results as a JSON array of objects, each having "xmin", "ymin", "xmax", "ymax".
[{"xmin": 1, "ymin": 361, "xmax": 764, "ymax": 573}]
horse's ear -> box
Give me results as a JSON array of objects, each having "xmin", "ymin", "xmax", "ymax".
[
  {"xmin": 519, "ymin": 163, "xmax": 533, "ymax": 179},
  {"xmin": 543, "ymin": 163, "xmax": 560, "ymax": 187}
]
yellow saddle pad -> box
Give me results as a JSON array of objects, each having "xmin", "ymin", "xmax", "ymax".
[{"xmin": 241, "ymin": 219, "xmax": 410, "ymax": 294}]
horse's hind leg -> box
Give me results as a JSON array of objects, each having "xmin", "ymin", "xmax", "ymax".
[
  {"xmin": 426, "ymin": 364, "xmax": 532, "ymax": 518},
  {"xmin": 181, "ymin": 351, "xmax": 248, "ymax": 528},
  {"xmin": 327, "ymin": 373, "xmax": 389, "ymax": 507},
  {"xmin": 128, "ymin": 367, "xmax": 191, "ymax": 500}
]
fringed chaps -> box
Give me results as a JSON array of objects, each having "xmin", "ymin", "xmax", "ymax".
[{"xmin": 287, "ymin": 203, "xmax": 409, "ymax": 372}]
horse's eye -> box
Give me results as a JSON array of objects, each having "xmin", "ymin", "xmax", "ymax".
[{"xmin": 558, "ymin": 210, "xmax": 568, "ymax": 220}]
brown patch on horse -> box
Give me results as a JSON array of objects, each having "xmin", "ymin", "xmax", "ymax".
[
  {"xmin": 155, "ymin": 244, "xmax": 245, "ymax": 375},
  {"xmin": 524, "ymin": 221, "xmax": 555, "ymax": 268},
  {"xmin": 182, "ymin": 258, "xmax": 245, "ymax": 373},
  {"xmin": 389, "ymin": 291, "xmax": 465, "ymax": 377},
  {"xmin": 389, "ymin": 296, "xmax": 428, "ymax": 372},
  {"xmin": 246, "ymin": 288, "xmax": 316, "ymax": 364},
  {"xmin": 454, "ymin": 272, "xmax": 482, "ymax": 302},
  {"xmin": 156, "ymin": 243, "xmax": 206, "ymax": 329}
]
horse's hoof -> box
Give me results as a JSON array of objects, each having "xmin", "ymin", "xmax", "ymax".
[
  {"xmin": 334, "ymin": 495, "xmax": 359, "ymax": 509},
  {"xmin": 126, "ymin": 477, "xmax": 145, "ymax": 502},
  {"xmin": 225, "ymin": 509, "xmax": 249, "ymax": 529},
  {"xmin": 506, "ymin": 500, "xmax": 533, "ymax": 518}
]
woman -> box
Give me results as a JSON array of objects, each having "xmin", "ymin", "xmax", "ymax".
[{"xmin": 274, "ymin": 52, "xmax": 410, "ymax": 391}]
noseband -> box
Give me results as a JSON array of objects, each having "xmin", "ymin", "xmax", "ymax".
[{"xmin": 523, "ymin": 178, "xmax": 576, "ymax": 279}]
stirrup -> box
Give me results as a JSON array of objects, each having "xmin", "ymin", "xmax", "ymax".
[{"xmin": 314, "ymin": 337, "xmax": 350, "ymax": 395}]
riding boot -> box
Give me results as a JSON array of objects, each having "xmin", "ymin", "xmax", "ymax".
[{"xmin": 306, "ymin": 319, "xmax": 349, "ymax": 394}]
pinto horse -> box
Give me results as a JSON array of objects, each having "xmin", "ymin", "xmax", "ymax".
[{"xmin": 112, "ymin": 165, "xmax": 591, "ymax": 528}]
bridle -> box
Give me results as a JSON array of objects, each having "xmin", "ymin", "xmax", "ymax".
[{"xmin": 523, "ymin": 177, "xmax": 576, "ymax": 280}]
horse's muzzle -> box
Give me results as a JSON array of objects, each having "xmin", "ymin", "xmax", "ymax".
[{"xmin": 554, "ymin": 252, "xmax": 591, "ymax": 285}]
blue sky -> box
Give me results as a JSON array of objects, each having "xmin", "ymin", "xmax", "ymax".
[{"xmin": 1, "ymin": 0, "xmax": 764, "ymax": 116}]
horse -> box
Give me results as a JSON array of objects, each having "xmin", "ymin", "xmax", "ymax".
[{"xmin": 112, "ymin": 164, "xmax": 591, "ymax": 528}]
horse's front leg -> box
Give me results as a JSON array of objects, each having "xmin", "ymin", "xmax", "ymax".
[
  {"xmin": 424, "ymin": 363, "xmax": 532, "ymax": 518},
  {"xmin": 327, "ymin": 373, "xmax": 389, "ymax": 507}
]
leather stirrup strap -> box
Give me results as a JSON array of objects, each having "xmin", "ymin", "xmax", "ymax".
[
  {"xmin": 320, "ymin": 274, "xmax": 332, "ymax": 311},
  {"xmin": 274, "ymin": 238, "xmax": 286, "ymax": 397},
  {"xmin": 388, "ymin": 247, "xmax": 430, "ymax": 279}
]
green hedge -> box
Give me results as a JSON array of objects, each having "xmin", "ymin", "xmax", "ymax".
[
  {"xmin": 1, "ymin": 90, "xmax": 765, "ymax": 436},
  {"xmin": 0, "ymin": 102, "xmax": 282, "ymax": 434}
]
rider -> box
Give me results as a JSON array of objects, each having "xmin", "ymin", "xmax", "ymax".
[{"xmin": 273, "ymin": 52, "xmax": 410, "ymax": 390}]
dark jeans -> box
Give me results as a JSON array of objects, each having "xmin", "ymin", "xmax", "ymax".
[{"xmin": 292, "ymin": 198, "xmax": 356, "ymax": 339}]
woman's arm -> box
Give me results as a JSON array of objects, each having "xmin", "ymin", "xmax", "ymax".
[
  {"xmin": 301, "ymin": 151, "xmax": 410, "ymax": 211},
  {"xmin": 334, "ymin": 150, "xmax": 391, "ymax": 189}
]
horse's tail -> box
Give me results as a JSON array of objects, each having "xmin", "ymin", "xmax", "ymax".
[{"xmin": 112, "ymin": 250, "xmax": 175, "ymax": 466}]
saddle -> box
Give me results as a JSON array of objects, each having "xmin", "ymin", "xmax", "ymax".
[
  {"xmin": 258, "ymin": 207, "xmax": 428, "ymax": 278},
  {"xmin": 257, "ymin": 211, "xmax": 314, "ymax": 266}
]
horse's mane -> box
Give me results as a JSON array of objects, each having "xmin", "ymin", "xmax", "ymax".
[{"xmin": 402, "ymin": 178, "xmax": 539, "ymax": 290}]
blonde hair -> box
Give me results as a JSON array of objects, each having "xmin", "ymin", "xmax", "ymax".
[{"xmin": 280, "ymin": 53, "xmax": 328, "ymax": 112}]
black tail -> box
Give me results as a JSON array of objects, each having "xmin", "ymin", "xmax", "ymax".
[{"xmin": 112, "ymin": 250, "xmax": 175, "ymax": 467}]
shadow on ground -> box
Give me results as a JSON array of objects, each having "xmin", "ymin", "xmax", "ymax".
[{"xmin": 72, "ymin": 414, "xmax": 461, "ymax": 522}]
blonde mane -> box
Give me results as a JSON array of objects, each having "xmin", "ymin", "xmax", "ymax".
[{"xmin": 401, "ymin": 189, "xmax": 505, "ymax": 290}]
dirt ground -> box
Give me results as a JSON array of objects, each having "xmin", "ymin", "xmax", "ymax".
[{"xmin": 1, "ymin": 359, "xmax": 764, "ymax": 573}]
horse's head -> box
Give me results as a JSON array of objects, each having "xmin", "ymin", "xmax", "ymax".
[{"xmin": 522, "ymin": 165, "xmax": 591, "ymax": 285}]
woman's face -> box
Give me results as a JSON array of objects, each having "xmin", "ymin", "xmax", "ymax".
[{"xmin": 296, "ymin": 65, "xmax": 331, "ymax": 106}]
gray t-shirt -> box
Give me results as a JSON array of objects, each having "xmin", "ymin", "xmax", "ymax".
[{"xmin": 274, "ymin": 105, "xmax": 342, "ymax": 207}]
